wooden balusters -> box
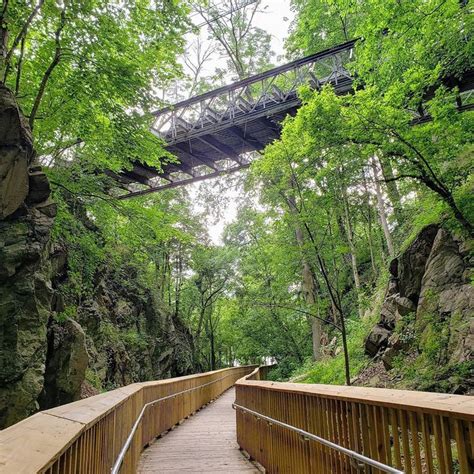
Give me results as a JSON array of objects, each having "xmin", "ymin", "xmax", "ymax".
[
  {"xmin": 0, "ymin": 366, "xmax": 256, "ymax": 474},
  {"xmin": 235, "ymin": 370, "xmax": 474, "ymax": 474}
]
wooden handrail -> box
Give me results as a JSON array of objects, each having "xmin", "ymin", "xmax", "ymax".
[
  {"xmin": 235, "ymin": 367, "xmax": 474, "ymax": 473},
  {"xmin": 0, "ymin": 366, "xmax": 256, "ymax": 473}
]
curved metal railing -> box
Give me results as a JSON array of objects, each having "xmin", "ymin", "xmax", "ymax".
[
  {"xmin": 0, "ymin": 366, "xmax": 256, "ymax": 473},
  {"xmin": 111, "ymin": 371, "xmax": 242, "ymax": 474}
]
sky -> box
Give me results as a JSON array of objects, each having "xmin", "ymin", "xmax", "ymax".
[{"xmin": 182, "ymin": 0, "xmax": 295, "ymax": 244}]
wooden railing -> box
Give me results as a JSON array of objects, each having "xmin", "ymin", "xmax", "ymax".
[
  {"xmin": 235, "ymin": 367, "xmax": 474, "ymax": 473},
  {"xmin": 0, "ymin": 366, "xmax": 255, "ymax": 473}
]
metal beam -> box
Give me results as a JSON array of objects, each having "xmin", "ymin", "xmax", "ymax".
[
  {"xmin": 257, "ymin": 116, "xmax": 281, "ymax": 139},
  {"xmin": 227, "ymin": 125, "xmax": 265, "ymax": 151},
  {"xmin": 162, "ymin": 160, "xmax": 195, "ymax": 177},
  {"xmin": 197, "ymin": 135, "xmax": 241, "ymax": 161},
  {"xmin": 105, "ymin": 170, "xmax": 136, "ymax": 185},
  {"xmin": 118, "ymin": 163, "xmax": 251, "ymax": 199},
  {"xmin": 171, "ymin": 143, "xmax": 219, "ymax": 171},
  {"xmin": 131, "ymin": 163, "xmax": 160, "ymax": 179},
  {"xmin": 122, "ymin": 171, "xmax": 151, "ymax": 187}
]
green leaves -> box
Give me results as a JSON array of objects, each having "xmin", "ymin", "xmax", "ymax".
[{"xmin": 6, "ymin": 0, "xmax": 191, "ymax": 176}]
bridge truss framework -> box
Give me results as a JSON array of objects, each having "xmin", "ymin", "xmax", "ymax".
[{"xmin": 114, "ymin": 39, "xmax": 473, "ymax": 198}]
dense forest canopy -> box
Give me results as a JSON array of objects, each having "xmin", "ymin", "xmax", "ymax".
[{"xmin": 0, "ymin": 0, "xmax": 472, "ymax": 418}]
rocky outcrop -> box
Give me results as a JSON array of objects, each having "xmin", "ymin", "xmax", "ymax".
[
  {"xmin": 365, "ymin": 225, "xmax": 439, "ymax": 358},
  {"xmin": 39, "ymin": 319, "xmax": 88, "ymax": 409},
  {"xmin": 68, "ymin": 268, "xmax": 193, "ymax": 392},
  {"xmin": 0, "ymin": 87, "xmax": 57, "ymax": 426},
  {"xmin": 416, "ymin": 229, "xmax": 473, "ymax": 382},
  {"xmin": 0, "ymin": 86, "xmax": 195, "ymax": 428},
  {"xmin": 364, "ymin": 224, "xmax": 473, "ymax": 392},
  {"xmin": 0, "ymin": 86, "xmax": 33, "ymax": 219}
]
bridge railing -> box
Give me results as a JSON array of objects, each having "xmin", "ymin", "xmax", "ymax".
[
  {"xmin": 151, "ymin": 40, "xmax": 356, "ymax": 144},
  {"xmin": 0, "ymin": 366, "xmax": 256, "ymax": 473},
  {"xmin": 235, "ymin": 368, "xmax": 474, "ymax": 473}
]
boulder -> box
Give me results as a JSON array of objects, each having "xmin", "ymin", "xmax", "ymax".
[
  {"xmin": 0, "ymin": 149, "xmax": 29, "ymax": 218},
  {"xmin": 39, "ymin": 319, "xmax": 89, "ymax": 409},
  {"xmin": 26, "ymin": 171, "xmax": 51, "ymax": 205},
  {"xmin": 397, "ymin": 224, "xmax": 439, "ymax": 304},
  {"xmin": 394, "ymin": 296, "xmax": 416, "ymax": 316},
  {"xmin": 380, "ymin": 294, "xmax": 399, "ymax": 329},
  {"xmin": 365, "ymin": 325, "xmax": 391, "ymax": 357},
  {"xmin": 0, "ymin": 86, "xmax": 34, "ymax": 219},
  {"xmin": 382, "ymin": 334, "xmax": 404, "ymax": 370}
]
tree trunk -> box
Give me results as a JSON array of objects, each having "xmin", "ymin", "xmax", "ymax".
[
  {"xmin": 296, "ymin": 226, "xmax": 321, "ymax": 361},
  {"xmin": 209, "ymin": 329, "xmax": 216, "ymax": 370},
  {"xmin": 379, "ymin": 157, "xmax": 404, "ymax": 224},
  {"xmin": 372, "ymin": 159, "xmax": 395, "ymax": 257},
  {"xmin": 341, "ymin": 186, "xmax": 363, "ymax": 317},
  {"xmin": 0, "ymin": 0, "xmax": 9, "ymax": 82},
  {"xmin": 362, "ymin": 174, "xmax": 378, "ymax": 274}
]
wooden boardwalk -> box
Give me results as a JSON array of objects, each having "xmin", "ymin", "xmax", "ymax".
[{"xmin": 138, "ymin": 388, "xmax": 260, "ymax": 473}]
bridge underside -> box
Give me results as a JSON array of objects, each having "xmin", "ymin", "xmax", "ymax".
[
  {"xmin": 112, "ymin": 39, "xmax": 473, "ymax": 199},
  {"xmin": 113, "ymin": 41, "xmax": 356, "ymax": 198},
  {"xmin": 112, "ymin": 103, "xmax": 302, "ymax": 199}
]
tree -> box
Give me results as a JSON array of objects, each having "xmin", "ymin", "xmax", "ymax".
[{"xmin": 196, "ymin": 0, "xmax": 273, "ymax": 80}]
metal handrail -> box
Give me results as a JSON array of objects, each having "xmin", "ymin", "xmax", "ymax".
[
  {"xmin": 232, "ymin": 403, "xmax": 404, "ymax": 474},
  {"xmin": 111, "ymin": 372, "xmax": 240, "ymax": 474},
  {"xmin": 151, "ymin": 39, "xmax": 358, "ymax": 115}
]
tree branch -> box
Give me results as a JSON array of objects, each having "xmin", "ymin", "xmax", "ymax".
[
  {"xmin": 29, "ymin": 5, "xmax": 66, "ymax": 129},
  {"xmin": 3, "ymin": 0, "xmax": 44, "ymax": 83},
  {"xmin": 254, "ymin": 302, "xmax": 342, "ymax": 331}
]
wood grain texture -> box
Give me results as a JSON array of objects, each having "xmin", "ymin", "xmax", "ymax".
[
  {"xmin": 138, "ymin": 388, "xmax": 259, "ymax": 473},
  {"xmin": 236, "ymin": 367, "xmax": 474, "ymax": 474}
]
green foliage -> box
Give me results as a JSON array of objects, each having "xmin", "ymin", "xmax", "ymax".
[
  {"xmin": 391, "ymin": 309, "xmax": 472, "ymax": 392},
  {"xmin": 54, "ymin": 306, "xmax": 77, "ymax": 324},
  {"xmin": 122, "ymin": 331, "xmax": 149, "ymax": 351},
  {"xmin": 85, "ymin": 368, "xmax": 103, "ymax": 392},
  {"xmin": 291, "ymin": 317, "xmax": 375, "ymax": 384}
]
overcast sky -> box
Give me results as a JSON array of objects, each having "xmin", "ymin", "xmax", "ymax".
[{"xmin": 183, "ymin": 0, "xmax": 295, "ymax": 244}]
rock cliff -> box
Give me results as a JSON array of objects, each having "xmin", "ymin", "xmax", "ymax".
[
  {"xmin": 363, "ymin": 224, "xmax": 473, "ymax": 393},
  {"xmin": 0, "ymin": 86, "xmax": 194, "ymax": 428},
  {"xmin": 0, "ymin": 86, "xmax": 56, "ymax": 426}
]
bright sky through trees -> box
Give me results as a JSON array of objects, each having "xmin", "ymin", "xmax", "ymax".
[{"xmin": 183, "ymin": 0, "xmax": 295, "ymax": 244}]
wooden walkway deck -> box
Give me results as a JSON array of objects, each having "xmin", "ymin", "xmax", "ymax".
[{"xmin": 138, "ymin": 388, "xmax": 260, "ymax": 473}]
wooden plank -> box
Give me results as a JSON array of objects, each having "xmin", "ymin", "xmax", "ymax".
[
  {"xmin": 421, "ymin": 413, "xmax": 434, "ymax": 473},
  {"xmin": 441, "ymin": 416, "xmax": 453, "ymax": 472},
  {"xmin": 0, "ymin": 413, "xmax": 84, "ymax": 473},
  {"xmin": 433, "ymin": 415, "xmax": 448, "ymax": 473},
  {"xmin": 236, "ymin": 380, "xmax": 474, "ymax": 420},
  {"xmin": 399, "ymin": 410, "xmax": 412, "ymax": 474},
  {"xmin": 454, "ymin": 419, "xmax": 470, "ymax": 473},
  {"xmin": 138, "ymin": 389, "xmax": 259, "ymax": 473},
  {"xmin": 390, "ymin": 408, "xmax": 402, "ymax": 470},
  {"xmin": 408, "ymin": 412, "xmax": 423, "ymax": 473}
]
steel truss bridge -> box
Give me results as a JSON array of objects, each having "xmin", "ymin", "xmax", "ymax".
[{"xmin": 113, "ymin": 39, "xmax": 473, "ymax": 198}]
